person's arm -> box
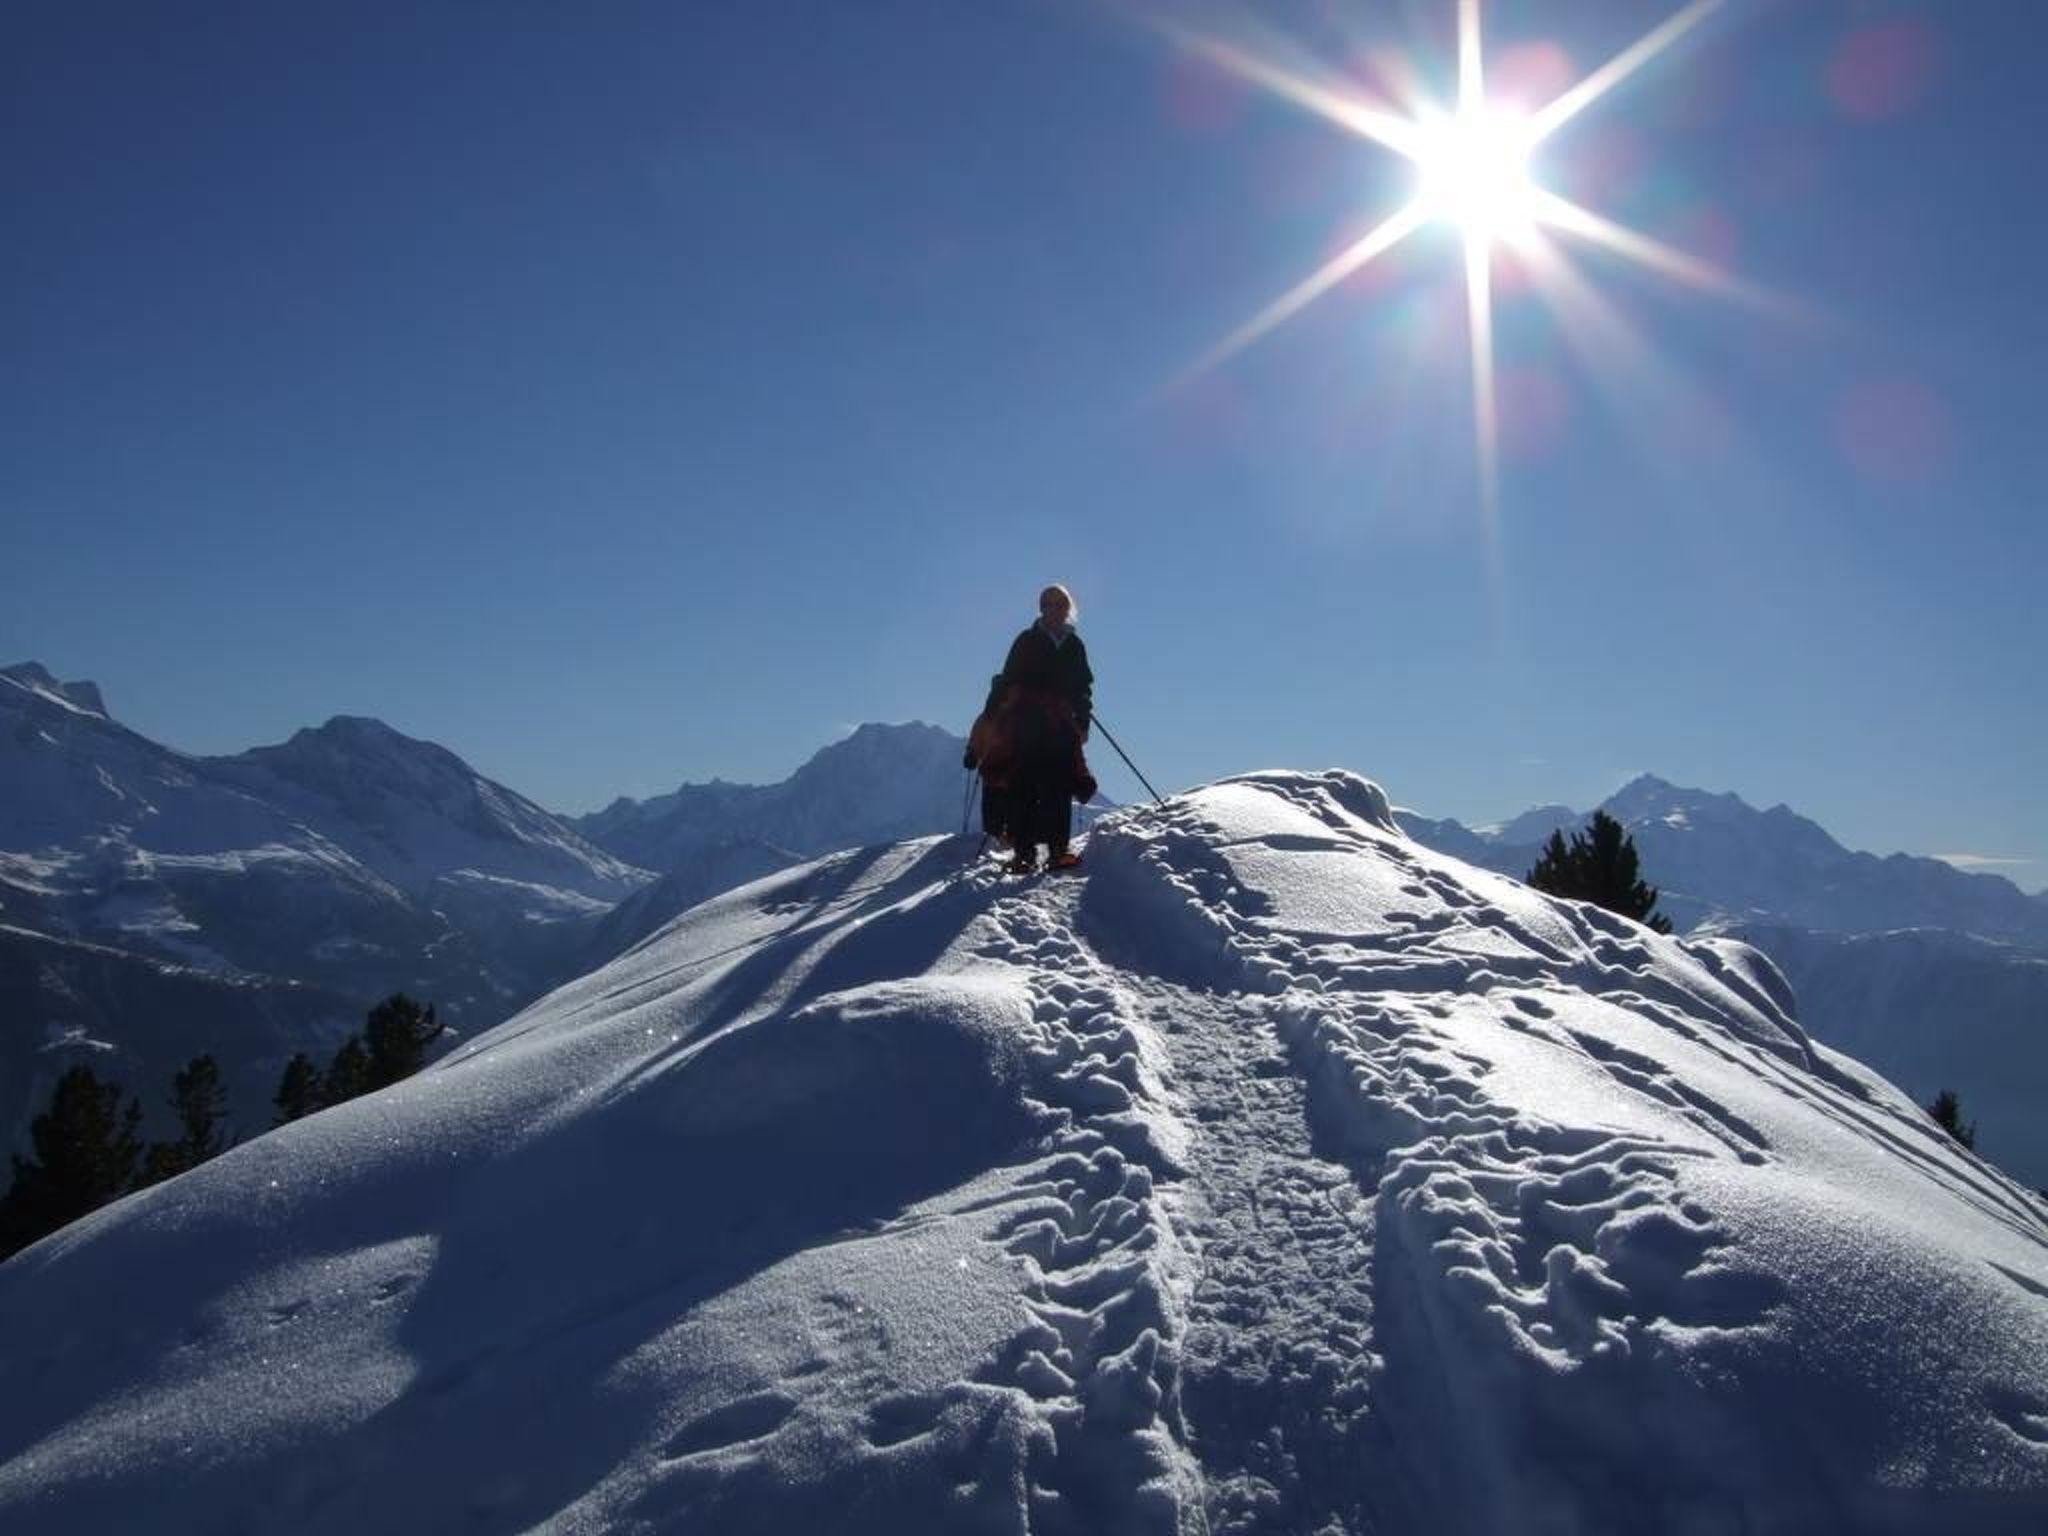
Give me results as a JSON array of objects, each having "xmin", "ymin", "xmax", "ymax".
[{"xmin": 1071, "ymin": 638, "xmax": 1094, "ymax": 735}]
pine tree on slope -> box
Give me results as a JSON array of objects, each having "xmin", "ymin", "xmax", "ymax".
[
  {"xmin": 1927, "ymin": 1088, "xmax": 1977, "ymax": 1151},
  {"xmin": 323, "ymin": 1036, "xmax": 372, "ymax": 1107},
  {"xmin": 273, "ymin": 1052, "xmax": 323, "ymax": 1125},
  {"xmin": 0, "ymin": 1066, "xmax": 145, "ymax": 1260},
  {"xmin": 143, "ymin": 1054, "xmax": 233, "ymax": 1184},
  {"xmin": 272, "ymin": 994, "xmax": 447, "ymax": 1124},
  {"xmin": 1527, "ymin": 811, "xmax": 1674, "ymax": 934},
  {"xmin": 363, "ymin": 994, "xmax": 444, "ymax": 1090}
]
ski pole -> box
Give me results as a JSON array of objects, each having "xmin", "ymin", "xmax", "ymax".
[{"xmin": 1088, "ymin": 712, "xmax": 1165, "ymax": 807}]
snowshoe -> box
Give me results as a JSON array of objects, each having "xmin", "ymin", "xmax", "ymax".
[{"xmin": 1047, "ymin": 851, "xmax": 1082, "ymax": 872}]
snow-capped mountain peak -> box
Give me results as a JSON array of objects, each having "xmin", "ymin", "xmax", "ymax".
[
  {"xmin": 1, "ymin": 661, "xmax": 111, "ymax": 722},
  {"xmin": 576, "ymin": 720, "xmax": 975, "ymax": 876},
  {"xmin": 791, "ymin": 720, "xmax": 959, "ymax": 781},
  {"xmin": 1601, "ymin": 774, "xmax": 1756, "ymax": 828},
  {"xmin": 241, "ymin": 714, "xmax": 484, "ymax": 785},
  {"xmin": 215, "ymin": 715, "xmax": 646, "ymax": 896}
]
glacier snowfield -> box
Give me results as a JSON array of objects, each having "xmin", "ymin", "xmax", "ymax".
[{"xmin": 2, "ymin": 772, "xmax": 2045, "ymax": 1534}]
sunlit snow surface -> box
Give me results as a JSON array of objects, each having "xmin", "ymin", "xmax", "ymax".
[{"xmin": 2, "ymin": 772, "xmax": 2045, "ymax": 1534}]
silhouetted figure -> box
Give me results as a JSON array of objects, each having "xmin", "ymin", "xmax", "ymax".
[
  {"xmin": 992, "ymin": 584, "xmax": 1095, "ymax": 874},
  {"xmin": 965, "ymin": 674, "xmax": 1014, "ymax": 848}
]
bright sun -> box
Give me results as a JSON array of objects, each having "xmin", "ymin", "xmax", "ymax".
[
  {"xmin": 1166, "ymin": 0, "xmax": 1772, "ymax": 530},
  {"xmin": 1413, "ymin": 106, "xmax": 1539, "ymax": 246}
]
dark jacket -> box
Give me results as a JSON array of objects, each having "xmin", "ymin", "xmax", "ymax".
[{"xmin": 998, "ymin": 623, "xmax": 1092, "ymax": 731}]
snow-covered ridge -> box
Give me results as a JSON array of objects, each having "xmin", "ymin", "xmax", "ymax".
[
  {"xmin": 0, "ymin": 662, "xmax": 109, "ymax": 722},
  {"xmin": 3, "ymin": 771, "xmax": 2042, "ymax": 1533}
]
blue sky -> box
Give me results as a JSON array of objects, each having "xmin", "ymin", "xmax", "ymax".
[{"xmin": 3, "ymin": 1, "xmax": 2042, "ymax": 886}]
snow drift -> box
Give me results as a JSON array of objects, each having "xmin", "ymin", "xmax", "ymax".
[{"xmin": 2, "ymin": 771, "xmax": 2045, "ymax": 1534}]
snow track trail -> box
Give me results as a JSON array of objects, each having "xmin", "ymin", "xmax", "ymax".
[
  {"xmin": 956, "ymin": 869, "xmax": 1199, "ymax": 1534},
  {"xmin": 1135, "ymin": 975, "xmax": 1391, "ymax": 1535},
  {"xmin": 963, "ymin": 859, "xmax": 1400, "ymax": 1533}
]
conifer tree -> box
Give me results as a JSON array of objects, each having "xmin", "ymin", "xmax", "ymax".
[
  {"xmin": 1526, "ymin": 811, "xmax": 1673, "ymax": 933},
  {"xmin": 362, "ymin": 994, "xmax": 444, "ymax": 1090},
  {"xmin": 0, "ymin": 1066, "xmax": 144, "ymax": 1260},
  {"xmin": 1927, "ymin": 1088, "xmax": 1977, "ymax": 1151},
  {"xmin": 144, "ymin": 1055, "xmax": 232, "ymax": 1184},
  {"xmin": 322, "ymin": 1036, "xmax": 372, "ymax": 1107},
  {"xmin": 273, "ymin": 1052, "xmax": 323, "ymax": 1125},
  {"xmin": 271, "ymin": 996, "xmax": 446, "ymax": 1127}
]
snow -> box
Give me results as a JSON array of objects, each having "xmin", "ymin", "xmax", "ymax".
[
  {"xmin": 1401, "ymin": 777, "xmax": 2048, "ymax": 1188},
  {"xmin": 0, "ymin": 665, "xmax": 656, "ymax": 1125},
  {"xmin": 2, "ymin": 770, "xmax": 2045, "ymax": 1533},
  {"xmin": 0, "ymin": 664, "xmax": 110, "ymax": 723}
]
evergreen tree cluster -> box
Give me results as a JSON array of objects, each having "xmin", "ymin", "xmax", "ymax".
[
  {"xmin": 0, "ymin": 1057, "xmax": 220, "ymax": 1262},
  {"xmin": 272, "ymin": 993, "xmax": 443, "ymax": 1126},
  {"xmin": 1526, "ymin": 811, "xmax": 1674, "ymax": 934},
  {"xmin": 1, "ymin": 993, "xmax": 442, "ymax": 1263}
]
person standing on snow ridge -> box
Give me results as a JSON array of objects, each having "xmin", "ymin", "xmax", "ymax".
[
  {"xmin": 964, "ymin": 673, "xmax": 1014, "ymax": 848},
  {"xmin": 994, "ymin": 584, "xmax": 1095, "ymax": 874}
]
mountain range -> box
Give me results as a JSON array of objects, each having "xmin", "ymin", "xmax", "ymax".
[
  {"xmin": 1399, "ymin": 773, "xmax": 2048, "ymax": 946},
  {"xmin": 0, "ymin": 662, "xmax": 644, "ymax": 984},
  {"xmin": 0, "ymin": 666, "xmax": 986, "ymax": 1149},
  {"xmin": 5, "ymin": 659, "xmax": 2042, "ymax": 1186},
  {"xmin": 4, "ymin": 771, "xmax": 2042, "ymax": 1531}
]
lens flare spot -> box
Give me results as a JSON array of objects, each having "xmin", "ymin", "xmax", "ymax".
[
  {"xmin": 1827, "ymin": 20, "xmax": 1940, "ymax": 122},
  {"xmin": 1491, "ymin": 41, "xmax": 1576, "ymax": 109},
  {"xmin": 1162, "ymin": 49, "xmax": 1250, "ymax": 135},
  {"xmin": 1836, "ymin": 375, "xmax": 1950, "ymax": 484}
]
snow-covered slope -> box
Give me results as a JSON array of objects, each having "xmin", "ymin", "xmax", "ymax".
[
  {"xmin": 575, "ymin": 836, "xmax": 800, "ymax": 975},
  {"xmin": 4, "ymin": 772, "xmax": 2043, "ymax": 1533},
  {"xmin": 1730, "ymin": 923, "xmax": 2048, "ymax": 1191},
  {"xmin": 1401, "ymin": 775, "xmax": 2048, "ymax": 1189}
]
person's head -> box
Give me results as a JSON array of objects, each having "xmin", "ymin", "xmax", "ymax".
[{"xmin": 1038, "ymin": 584, "xmax": 1076, "ymax": 626}]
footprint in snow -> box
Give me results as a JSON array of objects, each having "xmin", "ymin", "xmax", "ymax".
[
  {"xmin": 864, "ymin": 1390, "xmax": 942, "ymax": 1448},
  {"xmin": 1988, "ymin": 1386, "xmax": 2048, "ymax": 1447},
  {"xmin": 661, "ymin": 1390, "xmax": 799, "ymax": 1461}
]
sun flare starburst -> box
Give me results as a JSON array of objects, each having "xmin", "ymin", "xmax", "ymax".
[
  {"xmin": 1412, "ymin": 105, "xmax": 1538, "ymax": 246},
  {"xmin": 1167, "ymin": 0, "xmax": 1777, "ymax": 530}
]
